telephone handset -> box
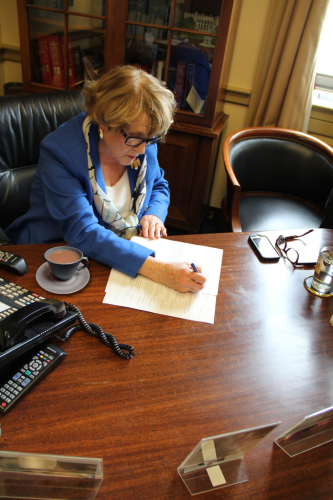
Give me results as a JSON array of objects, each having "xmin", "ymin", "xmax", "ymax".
[
  {"xmin": 0, "ymin": 293, "xmax": 135, "ymax": 413},
  {"xmin": 0, "ymin": 297, "xmax": 78, "ymax": 368},
  {"xmin": 0, "ymin": 298, "xmax": 66, "ymax": 351},
  {"xmin": 0, "ymin": 297, "xmax": 135, "ymax": 368}
]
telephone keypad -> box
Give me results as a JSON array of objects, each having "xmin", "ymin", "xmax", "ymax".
[{"xmin": 0, "ymin": 277, "xmax": 45, "ymax": 320}]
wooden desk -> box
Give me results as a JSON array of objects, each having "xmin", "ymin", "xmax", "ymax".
[{"xmin": 1, "ymin": 230, "xmax": 333, "ymax": 499}]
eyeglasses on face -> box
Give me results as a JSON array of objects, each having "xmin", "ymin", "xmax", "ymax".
[
  {"xmin": 120, "ymin": 129, "xmax": 162, "ymax": 148},
  {"xmin": 275, "ymin": 229, "xmax": 314, "ymax": 267}
]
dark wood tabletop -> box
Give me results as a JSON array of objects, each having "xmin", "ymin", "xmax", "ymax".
[{"xmin": 1, "ymin": 229, "xmax": 333, "ymax": 500}]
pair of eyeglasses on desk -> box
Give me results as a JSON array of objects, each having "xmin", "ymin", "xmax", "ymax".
[{"xmin": 275, "ymin": 229, "xmax": 314, "ymax": 267}]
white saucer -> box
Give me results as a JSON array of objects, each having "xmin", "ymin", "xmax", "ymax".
[{"xmin": 36, "ymin": 262, "xmax": 90, "ymax": 294}]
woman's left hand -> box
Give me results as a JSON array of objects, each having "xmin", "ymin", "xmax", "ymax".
[{"xmin": 139, "ymin": 215, "xmax": 167, "ymax": 239}]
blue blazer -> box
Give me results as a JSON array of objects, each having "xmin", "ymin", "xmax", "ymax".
[{"xmin": 7, "ymin": 113, "xmax": 170, "ymax": 278}]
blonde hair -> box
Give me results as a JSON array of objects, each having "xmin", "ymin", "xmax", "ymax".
[{"xmin": 83, "ymin": 65, "xmax": 176, "ymax": 138}]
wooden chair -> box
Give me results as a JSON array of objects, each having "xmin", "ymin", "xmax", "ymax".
[{"xmin": 221, "ymin": 127, "xmax": 333, "ymax": 232}]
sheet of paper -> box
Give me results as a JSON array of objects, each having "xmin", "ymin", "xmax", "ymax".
[
  {"xmin": 186, "ymin": 85, "xmax": 205, "ymax": 114},
  {"xmin": 103, "ymin": 272, "xmax": 216, "ymax": 323},
  {"xmin": 103, "ymin": 238, "xmax": 223, "ymax": 324},
  {"xmin": 129, "ymin": 237, "xmax": 223, "ymax": 296}
]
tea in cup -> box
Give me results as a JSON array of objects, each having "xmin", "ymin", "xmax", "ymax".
[{"xmin": 44, "ymin": 246, "xmax": 89, "ymax": 281}]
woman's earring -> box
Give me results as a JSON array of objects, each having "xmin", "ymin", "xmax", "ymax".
[{"xmin": 99, "ymin": 129, "xmax": 104, "ymax": 139}]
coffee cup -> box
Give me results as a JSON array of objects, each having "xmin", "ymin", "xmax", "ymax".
[{"xmin": 44, "ymin": 246, "xmax": 89, "ymax": 281}]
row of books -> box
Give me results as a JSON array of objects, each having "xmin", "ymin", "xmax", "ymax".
[
  {"xmin": 36, "ymin": 33, "xmax": 103, "ymax": 88},
  {"xmin": 157, "ymin": 60, "xmax": 204, "ymax": 113},
  {"xmin": 127, "ymin": 12, "xmax": 166, "ymax": 42}
]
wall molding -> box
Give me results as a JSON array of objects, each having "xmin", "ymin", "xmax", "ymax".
[
  {"xmin": 219, "ymin": 85, "xmax": 251, "ymax": 106},
  {"xmin": 0, "ymin": 45, "xmax": 21, "ymax": 63}
]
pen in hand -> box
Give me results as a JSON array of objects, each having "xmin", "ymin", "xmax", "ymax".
[
  {"xmin": 191, "ymin": 263, "xmax": 199, "ymax": 273},
  {"xmin": 191, "ymin": 263, "xmax": 206, "ymax": 289}
]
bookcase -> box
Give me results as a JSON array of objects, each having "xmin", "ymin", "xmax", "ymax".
[{"xmin": 17, "ymin": 0, "xmax": 234, "ymax": 232}]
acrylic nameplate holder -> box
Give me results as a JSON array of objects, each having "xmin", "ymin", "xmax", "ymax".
[
  {"xmin": 275, "ymin": 405, "xmax": 333, "ymax": 457},
  {"xmin": 0, "ymin": 450, "xmax": 103, "ymax": 500},
  {"xmin": 177, "ymin": 422, "xmax": 280, "ymax": 496}
]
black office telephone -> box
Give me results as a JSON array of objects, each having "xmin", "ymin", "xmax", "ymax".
[
  {"xmin": 0, "ymin": 277, "xmax": 134, "ymax": 367},
  {"xmin": 0, "ymin": 278, "xmax": 134, "ymax": 414},
  {"xmin": 0, "ymin": 297, "xmax": 78, "ymax": 367}
]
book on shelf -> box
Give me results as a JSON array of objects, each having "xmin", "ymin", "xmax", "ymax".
[
  {"xmin": 61, "ymin": 37, "xmax": 75, "ymax": 89},
  {"xmin": 83, "ymin": 50, "xmax": 104, "ymax": 71},
  {"xmin": 82, "ymin": 53, "xmax": 104, "ymax": 81},
  {"xmin": 136, "ymin": 12, "xmax": 148, "ymax": 37},
  {"xmin": 82, "ymin": 57, "xmax": 98, "ymax": 81},
  {"xmin": 163, "ymin": 0, "xmax": 172, "ymax": 27},
  {"xmin": 148, "ymin": 0, "xmax": 168, "ymax": 21},
  {"xmin": 47, "ymin": 34, "xmax": 65, "ymax": 88},
  {"xmin": 174, "ymin": 61, "xmax": 187, "ymax": 109},
  {"xmin": 174, "ymin": 0, "xmax": 185, "ymax": 27},
  {"xmin": 183, "ymin": 63, "xmax": 195, "ymax": 111},
  {"xmin": 72, "ymin": 45, "xmax": 85, "ymax": 84},
  {"xmin": 36, "ymin": 33, "xmax": 52, "ymax": 85},
  {"xmin": 128, "ymin": 0, "xmax": 148, "ymax": 13},
  {"xmin": 166, "ymin": 64, "xmax": 177, "ymax": 91}
]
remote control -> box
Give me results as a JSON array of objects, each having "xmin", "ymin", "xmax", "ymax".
[
  {"xmin": 0, "ymin": 250, "xmax": 27, "ymax": 276},
  {"xmin": 0, "ymin": 343, "xmax": 67, "ymax": 414}
]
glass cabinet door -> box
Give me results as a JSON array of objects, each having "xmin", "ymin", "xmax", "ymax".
[
  {"xmin": 28, "ymin": 7, "xmax": 65, "ymax": 87},
  {"xmin": 27, "ymin": 0, "xmax": 106, "ymax": 89},
  {"xmin": 124, "ymin": 0, "xmax": 221, "ymax": 116},
  {"xmin": 68, "ymin": 15, "xmax": 105, "ymax": 86}
]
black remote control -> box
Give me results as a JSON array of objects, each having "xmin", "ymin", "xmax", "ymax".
[
  {"xmin": 0, "ymin": 250, "xmax": 28, "ymax": 276},
  {"xmin": 0, "ymin": 343, "xmax": 67, "ymax": 414}
]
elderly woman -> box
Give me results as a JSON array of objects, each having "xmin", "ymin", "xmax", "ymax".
[{"xmin": 7, "ymin": 66, "xmax": 206, "ymax": 293}]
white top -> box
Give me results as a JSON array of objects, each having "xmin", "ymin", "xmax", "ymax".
[{"xmin": 105, "ymin": 170, "xmax": 131, "ymax": 219}]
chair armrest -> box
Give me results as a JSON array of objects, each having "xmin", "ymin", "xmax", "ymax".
[
  {"xmin": 0, "ymin": 228, "xmax": 13, "ymax": 246},
  {"xmin": 222, "ymin": 134, "xmax": 242, "ymax": 232},
  {"xmin": 229, "ymin": 185, "xmax": 242, "ymax": 232}
]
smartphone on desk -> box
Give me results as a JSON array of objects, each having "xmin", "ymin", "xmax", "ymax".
[{"xmin": 249, "ymin": 234, "xmax": 280, "ymax": 261}]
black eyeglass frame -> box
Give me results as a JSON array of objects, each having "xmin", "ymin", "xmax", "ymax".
[
  {"xmin": 120, "ymin": 129, "xmax": 162, "ymax": 148},
  {"xmin": 275, "ymin": 229, "xmax": 314, "ymax": 267}
]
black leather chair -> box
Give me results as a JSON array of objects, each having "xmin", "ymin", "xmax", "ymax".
[
  {"xmin": 0, "ymin": 90, "xmax": 84, "ymax": 245},
  {"xmin": 221, "ymin": 127, "xmax": 333, "ymax": 232}
]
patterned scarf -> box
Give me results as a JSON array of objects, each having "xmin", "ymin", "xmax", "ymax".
[{"xmin": 82, "ymin": 116, "xmax": 147, "ymax": 240}]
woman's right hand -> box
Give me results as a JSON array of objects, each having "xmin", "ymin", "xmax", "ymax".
[{"xmin": 138, "ymin": 257, "xmax": 206, "ymax": 293}]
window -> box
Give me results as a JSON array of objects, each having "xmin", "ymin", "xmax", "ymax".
[{"xmin": 313, "ymin": 0, "xmax": 333, "ymax": 108}]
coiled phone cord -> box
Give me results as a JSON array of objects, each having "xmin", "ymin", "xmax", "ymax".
[{"xmin": 54, "ymin": 303, "xmax": 135, "ymax": 360}]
